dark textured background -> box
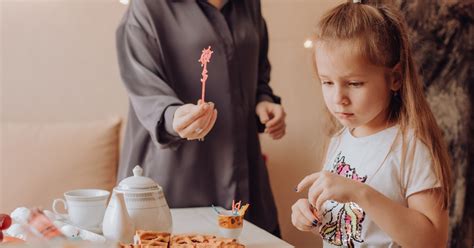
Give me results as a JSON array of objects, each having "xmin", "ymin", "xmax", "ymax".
[{"xmin": 396, "ymin": 1, "xmax": 473, "ymax": 247}]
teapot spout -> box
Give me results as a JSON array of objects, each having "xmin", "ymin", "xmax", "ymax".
[{"xmin": 102, "ymin": 192, "xmax": 135, "ymax": 243}]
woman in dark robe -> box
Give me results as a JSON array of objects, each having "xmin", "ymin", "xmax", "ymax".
[{"xmin": 116, "ymin": 0, "xmax": 286, "ymax": 236}]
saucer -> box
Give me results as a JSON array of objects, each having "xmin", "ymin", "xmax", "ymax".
[
  {"xmin": 82, "ymin": 226, "xmax": 102, "ymax": 234},
  {"xmin": 51, "ymin": 212, "xmax": 102, "ymax": 235}
]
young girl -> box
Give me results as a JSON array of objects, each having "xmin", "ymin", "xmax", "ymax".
[{"xmin": 291, "ymin": 1, "xmax": 451, "ymax": 247}]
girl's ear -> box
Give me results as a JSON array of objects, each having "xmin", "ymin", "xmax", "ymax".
[{"xmin": 390, "ymin": 63, "xmax": 402, "ymax": 91}]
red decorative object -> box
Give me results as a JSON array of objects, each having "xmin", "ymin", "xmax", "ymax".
[
  {"xmin": 198, "ymin": 46, "xmax": 213, "ymax": 102},
  {"xmin": 0, "ymin": 214, "xmax": 12, "ymax": 231}
]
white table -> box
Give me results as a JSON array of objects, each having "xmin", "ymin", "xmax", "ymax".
[{"xmin": 171, "ymin": 207, "xmax": 294, "ymax": 248}]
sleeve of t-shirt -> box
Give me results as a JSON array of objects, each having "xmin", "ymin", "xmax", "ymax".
[{"xmin": 403, "ymin": 138, "xmax": 441, "ymax": 198}]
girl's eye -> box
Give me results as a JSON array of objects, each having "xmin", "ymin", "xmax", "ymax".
[
  {"xmin": 348, "ymin": 81, "xmax": 364, "ymax": 87},
  {"xmin": 322, "ymin": 81, "xmax": 333, "ymax": 85}
]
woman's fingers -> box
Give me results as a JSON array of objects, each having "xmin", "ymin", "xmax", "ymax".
[
  {"xmin": 179, "ymin": 104, "xmax": 214, "ymax": 139},
  {"xmin": 174, "ymin": 104, "xmax": 209, "ymax": 132},
  {"xmin": 265, "ymin": 106, "xmax": 285, "ymax": 128},
  {"xmin": 266, "ymin": 120, "xmax": 285, "ymax": 134},
  {"xmin": 198, "ymin": 108, "xmax": 215, "ymax": 135},
  {"xmin": 256, "ymin": 102, "xmax": 286, "ymax": 140},
  {"xmin": 198, "ymin": 109, "xmax": 218, "ymax": 139},
  {"xmin": 269, "ymin": 129, "xmax": 285, "ymax": 140},
  {"xmin": 268, "ymin": 124, "xmax": 286, "ymax": 140},
  {"xmin": 263, "ymin": 105, "xmax": 286, "ymax": 140},
  {"xmin": 182, "ymin": 115, "xmax": 212, "ymax": 139}
]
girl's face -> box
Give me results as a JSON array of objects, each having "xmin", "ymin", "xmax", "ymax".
[{"xmin": 315, "ymin": 40, "xmax": 399, "ymax": 137}]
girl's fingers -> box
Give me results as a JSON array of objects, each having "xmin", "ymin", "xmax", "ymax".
[
  {"xmin": 291, "ymin": 199, "xmax": 318, "ymax": 231},
  {"xmin": 296, "ymin": 173, "xmax": 320, "ymax": 192},
  {"xmin": 297, "ymin": 201, "xmax": 319, "ymax": 227},
  {"xmin": 308, "ymin": 181, "xmax": 324, "ymax": 209},
  {"xmin": 315, "ymin": 191, "xmax": 330, "ymax": 212},
  {"xmin": 309, "ymin": 204, "xmax": 322, "ymax": 222},
  {"xmin": 291, "ymin": 206, "xmax": 308, "ymax": 231},
  {"xmin": 175, "ymin": 104, "xmax": 209, "ymax": 131}
]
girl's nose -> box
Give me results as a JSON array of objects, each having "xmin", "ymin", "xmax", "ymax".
[{"xmin": 333, "ymin": 87, "xmax": 349, "ymax": 106}]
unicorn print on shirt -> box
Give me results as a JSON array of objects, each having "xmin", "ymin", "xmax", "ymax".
[{"xmin": 319, "ymin": 152, "xmax": 367, "ymax": 247}]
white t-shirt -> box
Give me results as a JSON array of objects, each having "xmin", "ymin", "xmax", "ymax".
[{"xmin": 319, "ymin": 125, "xmax": 440, "ymax": 248}]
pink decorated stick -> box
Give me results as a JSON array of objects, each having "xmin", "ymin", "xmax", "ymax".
[{"xmin": 198, "ymin": 46, "xmax": 213, "ymax": 102}]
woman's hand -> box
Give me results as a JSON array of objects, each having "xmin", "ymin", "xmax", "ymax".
[
  {"xmin": 291, "ymin": 198, "xmax": 320, "ymax": 232},
  {"xmin": 296, "ymin": 171, "xmax": 366, "ymax": 211},
  {"xmin": 256, "ymin": 101, "xmax": 286, "ymax": 140},
  {"xmin": 172, "ymin": 100, "xmax": 218, "ymax": 140}
]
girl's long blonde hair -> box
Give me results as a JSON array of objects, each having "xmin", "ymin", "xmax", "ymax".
[{"xmin": 314, "ymin": 0, "xmax": 451, "ymax": 209}]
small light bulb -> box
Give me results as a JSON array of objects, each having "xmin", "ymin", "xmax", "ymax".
[
  {"xmin": 303, "ymin": 39, "xmax": 313, "ymax": 49},
  {"xmin": 119, "ymin": 0, "xmax": 129, "ymax": 5}
]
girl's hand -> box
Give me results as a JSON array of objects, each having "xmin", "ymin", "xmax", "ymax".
[
  {"xmin": 256, "ymin": 101, "xmax": 286, "ymax": 140},
  {"xmin": 172, "ymin": 100, "xmax": 218, "ymax": 140},
  {"xmin": 291, "ymin": 198, "xmax": 320, "ymax": 232},
  {"xmin": 296, "ymin": 171, "xmax": 366, "ymax": 211}
]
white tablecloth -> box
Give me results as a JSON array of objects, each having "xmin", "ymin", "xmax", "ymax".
[{"xmin": 171, "ymin": 207, "xmax": 294, "ymax": 248}]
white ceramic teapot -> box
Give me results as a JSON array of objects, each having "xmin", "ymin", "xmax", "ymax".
[{"xmin": 102, "ymin": 165, "xmax": 172, "ymax": 240}]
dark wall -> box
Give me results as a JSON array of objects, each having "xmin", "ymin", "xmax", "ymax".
[{"xmin": 398, "ymin": 1, "xmax": 473, "ymax": 247}]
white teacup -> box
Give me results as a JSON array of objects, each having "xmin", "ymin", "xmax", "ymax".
[{"xmin": 52, "ymin": 189, "xmax": 110, "ymax": 232}]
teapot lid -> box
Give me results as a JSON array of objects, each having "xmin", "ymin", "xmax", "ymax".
[{"xmin": 117, "ymin": 165, "xmax": 159, "ymax": 191}]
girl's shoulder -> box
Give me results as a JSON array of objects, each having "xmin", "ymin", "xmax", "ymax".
[
  {"xmin": 396, "ymin": 128, "xmax": 440, "ymax": 197},
  {"xmin": 396, "ymin": 128, "xmax": 429, "ymax": 150},
  {"xmin": 392, "ymin": 127, "xmax": 433, "ymax": 163}
]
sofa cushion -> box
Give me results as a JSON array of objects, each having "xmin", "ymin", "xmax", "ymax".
[{"xmin": 1, "ymin": 118, "xmax": 121, "ymax": 213}]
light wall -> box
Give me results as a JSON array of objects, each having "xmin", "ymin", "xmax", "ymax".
[
  {"xmin": 260, "ymin": 1, "xmax": 343, "ymax": 247},
  {"xmin": 1, "ymin": 0, "xmax": 342, "ymax": 247},
  {"xmin": 2, "ymin": 0, "xmax": 129, "ymax": 122}
]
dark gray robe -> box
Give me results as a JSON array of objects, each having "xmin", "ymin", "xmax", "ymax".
[{"xmin": 116, "ymin": 0, "xmax": 280, "ymax": 233}]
